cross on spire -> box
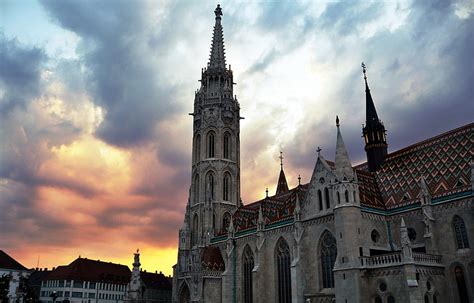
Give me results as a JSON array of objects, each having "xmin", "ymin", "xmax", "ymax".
[
  {"xmin": 279, "ymin": 151, "xmax": 284, "ymax": 170},
  {"xmin": 298, "ymin": 174, "xmax": 301, "ymax": 186},
  {"xmin": 317, "ymin": 146, "xmax": 322, "ymax": 155}
]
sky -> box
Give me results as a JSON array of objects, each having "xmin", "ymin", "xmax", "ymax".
[{"xmin": 0, "ymin": 0, "xmax": 473, "ymax": 276}]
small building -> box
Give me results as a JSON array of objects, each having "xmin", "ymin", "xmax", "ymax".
[
  {"xmin": 0, "ymin": 250, "xmax": 31, "ymax": 303},
  {"xmin": 39, "ymin": 257, "xmax": 130, "ymax": 303}
]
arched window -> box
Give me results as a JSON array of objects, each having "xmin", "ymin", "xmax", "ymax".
[
  {"xmin": 242, "ymin": 246, "xmax": 254, "ymax": 303},
  {"xmin": 213, "ymin": 213, "xmax": 216, "ymax": 230},
  {"xmin": 424, "ymin": 294, "xmax": 429, "ymax": 303},
  {"xmin": 320, "ymin": 231, "xmax": 337, "ymax": 288},
  {"xmin": 223, "ymin": 212, "xmax": 231, "ymax": 231},
  {"xmin": 353, "ymin": 190, "xmax": 357, "ymax": 203},
  {"xmin": 387, "ymin": 296, "xmax": 395, "ymax": 303},
  {"xmin": 223, "ymin": 173, "xmax": 231, "ymax": 201},
  {"xmin": 337, "ymin": 192, "xmax": 341, "ymax": 204},
  {"xmin": 223, "ymin": 132, "xmax": 230, "ymax": 159},
  {"xmin": 454, "ymin": 266, "xmax": 469, "ymax": 303},
  {"xmin": 275, "ymin": 239, "xmax": 291, "ymax": 303},
  {"xmin": 318, "ymin": 190, "xmax": 323, "ymax": 210},
  {"xmin": 433, "ymin": 294, "xmax": 439, "ymax": 303},
  {"xmin": 345, "ymin": 190, "xmax": 349, "ymax": 203},
  {"xmin": 453, "ymin": 216, "xmax": 470, "ymax": 249},
  {"xmin": 179, "ymin": 283, "xmax": 190, "ymax": 303},
  {"xmin": 193, "ymin": 174, "xmax": 200, "ymax": 204},
  {"xmin": 207, "ymin": 132, "xmax": 215, "ymax": 158},
  {"xmin": 192, "ymin": 214, "xmax": 199, "ymax": 246},
  {"xmin": 324, "ymin": 188, "xmax": 330, "ymax": 209},
  {"xmin": 206, "ymin": 172, "xmax": 215, "ymax": 200},
  {"xmin": 194, "ymin": 135, "xmax": 201, "ymax": 162}
]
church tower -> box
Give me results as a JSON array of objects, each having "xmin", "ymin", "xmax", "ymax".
[
  {"xmin": 188, "ymin": 4, "xmax": 241, "ymax": 247},
  {"xmin": 361, "ymin": 63, "xmax": 388, "ymax": 172}
]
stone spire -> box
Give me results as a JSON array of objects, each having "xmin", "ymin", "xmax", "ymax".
[
  {"xmin": 361, "ymin": 62, "xmax": 388, "ymax": 172},
  {"xmin": 208, "ymin": 4, "xmax": 226, "ymax": 69},
  {"xmin": 400, "ymin": 218, "xmax": 414, "ymax": 262},
  {"xmin": 126, "ymin": 249, "xmax": 143, "ymax": 301},
  {"xmin": 335, "ymin": 116, "xmax": 354, "ymax": 179},
  {"xmin": 276, "ymin": 151, "xmax": 289, "ymax": 194}
]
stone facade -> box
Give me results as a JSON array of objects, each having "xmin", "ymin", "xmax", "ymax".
[{"xmin": 172, "ymin": 5, "xmax": 474, "ymax": 303}]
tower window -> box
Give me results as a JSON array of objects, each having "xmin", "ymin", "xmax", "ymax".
[
  {"xmin": 275, "ymin": 239, "xmax": 291, "ymax": 303},
  {"xmin": 345, "ymin": 190, "xmax": 349, "ymax": 203},
  {"xmin": 207, "ymin": 132, "xmax": 215, "ymax": 158},
  {"xmin": 223, "ymin": 132, "xmax": 230, "ymax": 159},
  {"xmin": 453, "ymin": 216, "xmax": 470, "ymax": 249},
  {"xmin": 194, "ymin": 174, "xmax": 200, "ymax": 204},
  {"xmin": 194, "ymin": 134, "xmax": 201, "ymax": 162},
  {"xmin": 337, "ymin": 192, "xmax": 341, "ymax": 204},
  {"xmin": 206, "ymin": 173, "xmax": 215, "ymax": 200},
  {"xmin": 223, "ymin": 212, "xmax": 231, "ymax": 231},
  {"xmin": 223, "ymin": 173, "xmax": 231, "ymax": 201}
]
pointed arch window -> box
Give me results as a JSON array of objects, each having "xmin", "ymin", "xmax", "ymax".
[
  {"xmin": 193, "ymin": 175, "xmax": 200, "ymax": 204},
  {"xmin": 345, "ymin": 190, "xmax": 349, "ymax": 203},
  {"xmin": 275, "ymin": 239, "xmax": 291, "ymax": 303},
  {"xmin": 320, "ymin": 232, "xmax": 337, "ymax": 288},
  {"xmin": 353, "ymin": 191, "xmax": 357, "ymax": 203},
  {"xmin": 455, "ymin": 266, "xmax": 469, "ymax": 302},
  {"xmin": 222, "ymin": 212, "xmax": 231, "ymax": 232},
  {"xmin": 207, "ymin": 132, "xmax": 215, "ymax": 158},
  {"xmin": 318, "ymin": 190, "xmax": 323, "ymax": 210},
  {"xmin": 324, "ymin": 188, "xmax": 330, "ymax": 209},
  {"xmin": 223, "ymin": 173, "xmax": 231, "ymax": 201},
  {"xmin": 337, "ymin": 192, "xmax": 341, "ymax": 204},
  {"xmin": 223, "ymin": 132, "xmax": 231, "ymax": 159},
  {"xmin": 194, "ymin": 134, "xmax": 201, "ymax": 162},
  {"xmin": 242, "ymin": 246, "xmax": 254, "ymax": 303},
  {"xmin": 192, "ymin": 214, "xmax": 199, "ymax": 246},
  {"xmin": 453, "ymin": 216, "xmax": 469, "ymax": 249},
  {"xmin": 206, "ymin": 172, "xmax": 215, "ymax": 200}
]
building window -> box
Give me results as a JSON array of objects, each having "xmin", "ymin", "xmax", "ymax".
[
  {"xmin": 192, "ymin": 214, "xmax": 199, "ymax": 246},
  {"xmin": 453, "ymin": 216, "xmax": 470, "ymax": 249},
  {"xmin": 73, "ymin": 281, "xmax": 83, "ymax": 288},
  {"xmin": 387, "ymin": 296, "xmax": 395, "ymax": 303},
  {"xmin": 408, "ymin": 228, "xmax": 417, "ymax": 242},
  {"xmin": 195, "ymin": 134, "xmax": 201, "ymax": 162},
  {"xmin": 223, "ymin": 212, "xmax": 231, "ymax": 231},
  {"xmin": 275, "ymin": 238, "xmax": 291, "ymax": 303},
  {"xmin": 72, "ymin": 292, "xmax": 82, "ymax": 298},
  {"xmin": 454, "ymin": 266, "xmax": 469, "ymax": 303},
  {"xmin": 223, "ymin": 173, "xmax": 231, "ymax": 201},
  {"xmin": 337, "ymin": 192, "xmax": 340, "ymax": 204},
  {"xmin": 223, "ymin": 132, "xmax": 230, "ymax": 159},
  {"xmin": 242, "ymin": 245, "xmax": 254, "ymax": 303},
  {"xmin": 206, "ymin": 172, "xmax": 215, "ymax": 200},
  {"xmin": 324, "ymin": 188, "xmax": 330, "ymax": 209},
  {"xmin": 320, "ymin": 231, "xmax": 337, "ymax": 288},
  {"xmin": 194, "ymin": 174, "xmax": 200, "ymax": 204},
  {"xmin": 207, "ymin": 132, "xmax": 215, "ymax": 158},
  {"xmin": 344, "ymin": 190, "xmax": 349, "ymax": 203},
  {"xmin": 318, "ymin": 190, "xmax": 323, "ymax": 210},
  {"xmin": 371, "ymin": 230, "xmax": 380, "ymax": 243},
  {"xmin": 64, "ymin": 291, "xmax": 70, "ymax": 298}
]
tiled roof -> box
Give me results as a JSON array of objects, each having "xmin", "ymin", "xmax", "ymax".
[
  {"xmin": 45, "ymin": 258, "xmax": 130, "ymax": 284},
  {"xmin": 357, "ymin": 123, "xmax": 473, "ymax": 209},
  {"xmin": 140, "ymin": 271, "xmax": 172, "ymax": 289},
  {"xmin": 0, "ymin": 250, "xmax": 28, "ymax": 271},
  {"xmin": 232, "ymin": 185, "xmax": 308, "ymax": 232},
  {"xmin": 201, "ymin": 246, "xmax": 225, "ymax": 271}
]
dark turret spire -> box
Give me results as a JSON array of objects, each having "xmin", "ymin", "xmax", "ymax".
[
  {"xmin": 276, "ymin": 151, "xmax": 289, "ymax": 195},
  {"xmin": 209, "ymin": 4, "xmax": 226, "ymax": 69},
  {"xmin": 361, "ymin": 62, "xmax": 388, "ymax": 172}
]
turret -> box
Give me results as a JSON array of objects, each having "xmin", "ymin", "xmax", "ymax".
[
  {"xmin": 361, "ymin": 62, "xmax": 388, "ymax": 172},
  {"xmin": 275, "ymin": 151, "xmax": 289, "ymax": 195}
]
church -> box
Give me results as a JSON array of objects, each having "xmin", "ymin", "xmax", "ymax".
[{"xmin": 172, "ymin": 5, "xmax": 473, "ymax": 303}]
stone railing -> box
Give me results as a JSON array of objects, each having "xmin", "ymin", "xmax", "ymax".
[
  {"xmin": 413, "ymin": 252, "xmax": 443, "ymax": 266},
  {"xmin": 360, "ymin": 252, "xmax": 403, "ymax": 268},
  {"xmin": 360, "ymin": 252, "xmax": 443, "ymax": 269},
  {"xmin": 304, "ymin": 294, "xmax": 335, "ymax": 303}
]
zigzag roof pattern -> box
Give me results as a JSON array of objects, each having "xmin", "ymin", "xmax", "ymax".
[{"xmin": 229, "ymin": 123, "xmax": 472, "ymax": 232}]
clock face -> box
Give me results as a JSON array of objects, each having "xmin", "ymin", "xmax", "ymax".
[{"xmin": 319, "ymin": 177, "xmax": 325, "ymax": 184}]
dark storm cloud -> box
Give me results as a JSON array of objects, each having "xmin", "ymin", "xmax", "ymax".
[
  {"xmin": 0, "ymin": 35, "xmax": 45, "ymax": 115},
  {"xmin": 40, "ymin": 0, "xmax": 181, "ymax": 147}
]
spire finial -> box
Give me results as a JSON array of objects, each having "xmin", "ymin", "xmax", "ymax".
[
  {"xmin": 336, "ymin": 115, "xmax": 340, "ymax": 127},
  {"xmin": 215, "ymin": 4, "xmax": 222, "ymax": 19},
  {"xmin": 298, "ymin": 174, "xmax": 301, "ymax": 186},
  {"xmin": 317, "ymin": 146, "xmax": 322, "ymax": 155},
  {"xmin": 279, "ymin": 151, "xmax": 284, "ymax": 170},
  {"xmin": 265, "ymin": 188, "xmax": 269, "ymax": 198}
]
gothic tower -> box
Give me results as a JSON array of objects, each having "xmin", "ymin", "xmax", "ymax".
[
  {"xmin": 189, "ymin": 4, "xmax": 241, "ymax": 247},
  {"xmin": 361, "ymin": 63, "xmax": 388, "ymax": 172}
]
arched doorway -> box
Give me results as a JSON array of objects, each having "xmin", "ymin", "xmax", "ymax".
[{"xmin": 179, "ymin": 283, "xmax": 190, "ymax": 303}]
